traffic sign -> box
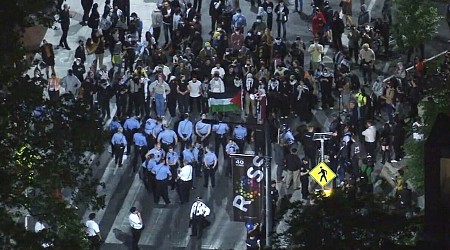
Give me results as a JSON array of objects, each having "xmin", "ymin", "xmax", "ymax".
[{"xmin": 309, "ymin": 162, "xmax": 336, "ymax": 187}]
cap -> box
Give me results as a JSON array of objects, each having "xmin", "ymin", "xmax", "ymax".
[{"xmin": 204, "ymin": 42, "xmax": 211, "ymax": 47}]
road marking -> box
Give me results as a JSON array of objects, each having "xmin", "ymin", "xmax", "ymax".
[{"xmin": 105, "ymin": 173, "xmax": 143, "ymax": 244}]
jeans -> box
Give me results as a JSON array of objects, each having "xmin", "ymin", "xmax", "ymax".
[
  {"xmin": 360, "ymin": 64, "xmax": 372, "ymax": 84},
  {"xmin": 155, "ymin": 93, "xmax": 166, "ymax": 117},
  {"xmin": 277, "ymin": 21, "xmax": 287, "ymax": 39},
  {"xmin": 295, "ymin": 0, "xmax": 303, "ymax": 12},
  {"xmin": 163, "ymin": 23, "xmax": 172, "ymax": 44}
]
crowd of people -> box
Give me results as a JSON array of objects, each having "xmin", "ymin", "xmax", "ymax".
[{"xmin": 21, "ymin": 0, "xmax": 446, "ymax": 248}]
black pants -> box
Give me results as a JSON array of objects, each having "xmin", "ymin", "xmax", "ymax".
[
  {"xmin": 153, "ymin": 27, "xmax": 161, "ymax": 44},
  {"xmin": 215, "ymin": 134, "xmax": 227, "ymax": 157},
  {"xmin": 191, "ymin": 215, "xmax": 205, "ymax": 236},
  {"xmin": 88, "ymin": 235, "xmax": 101, "ymax": 250},
  {"xmin": 348, "ymin": 47, "xmax": 359, "ymax": 63},
  {"xmin": 59, "ymin": 26, "xmax": 69, "ymax": 48},
  {"xmin": 133, "ymin": 145, "xmax": 148, "ymax": 172},
  {"xmin": 304, "ymin": 147, "xmax": 317, "ymax": 169},
  {"xmin": 178, "ymin": 180, "xmax": 192, "ymax": 203},
  {"xmin": 203, "ymin": 167, "xmax": 216, "ymax": 187},
  {"xmin": 201, "ymin": 97, "xmax": 209, "ymax": 114},
  {"xmin": 128, "ymin": 92, "xmax": 142, "ymax": 117},
  {"xmin": 189, "ymin": 96, "xmax": 202, "ymax": 113},
  {"xmin": 300, "ymin": 177, "xmax": 309, "ymax": 199},
  {"xmin": 169, "ymin": 165, "xmax": 178, "ymax": 189},
  {"xmin": 180, "ymin": 137, "xmax": 192, "ymax": 153},
  {"xmin": 235, "ymin": 139, "xmax": 245, "ymax": 153},
  {"xmin": 131, "ymin": 228, "xmax": 142, "ymax": 250},
  {"xmin": 211, "ymin": 15, "xmax": 219, "ymax": 32},
  {"xmin": 267, "ymin": 14, "xmax": 273, "ymax": 31},
  {"xmin": 113, "ymin": 145, "xmax": 125, "ymax": 167},
  {"xmin": 155, "ymin": 179, "xmax": 170, "ymax": 204},
  {"xmin": 332, "ymin": 34, "xmax": 343, "ymax": 51},
  {"xmin": 178, "ymin": 94, "xmax": 189, "ymax": 114},
  {"xmin": 364, "ymin": 141, "xmax": 376, "ymax": 158},
  {"xmin": 82, "ymin": 5, "xmax": 92, "ymax": 23}
]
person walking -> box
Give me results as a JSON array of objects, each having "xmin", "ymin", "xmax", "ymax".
[
  {"xmin": 190, "ymin": 197, "xmax": 211, "ymax": 238},
  {"xmin": 85, "ymin": 213, "xmax": 102, "ymax": 250},
  {"xmin": 128, "ymin": 207, "xmax": 144, "ymax": 250},
  {"xmin": 152, "ymin": 159, "xmax": 172, "ymax": 206},
  {"xmin": 177, "ymin": 160, "xmax": 193, "ymax": 204},
  {"xmin": 203, "ymin": 146, "xmax": 218, "ymax": 188},
  {"xmin": 59, "ymin": 4, "xmax": 71, "ymax": 50}
]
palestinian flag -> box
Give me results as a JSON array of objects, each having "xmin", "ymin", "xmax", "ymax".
[{"xmin": 209, "ymin": 89, "xmax": 242, "ymax": 112}]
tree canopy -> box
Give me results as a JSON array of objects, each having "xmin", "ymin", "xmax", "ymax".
[
  {"xmin": 0, "ymin": 1, "xmax": 106, "ymax": 248},
  {"xmin": 392, "ymin": 0, "xmax": 441, "ymax": 50},
  {"xmin": 273, "ymin": 190, "xmax": 423, "ymax": 249}
]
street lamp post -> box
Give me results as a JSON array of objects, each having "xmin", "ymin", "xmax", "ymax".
[{"xmin": 264, "ymin": 120, "xmax": 272, "ymax": 247}]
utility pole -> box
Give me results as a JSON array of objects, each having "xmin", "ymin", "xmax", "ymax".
[{"xmin": 264, "ymin": 120, "xmax": 272, "ymax": 247}]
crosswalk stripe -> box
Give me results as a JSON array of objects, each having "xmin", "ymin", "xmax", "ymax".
[{"xmin": 105, "ymin": 173, "xmax": 143, "ymax": 244}]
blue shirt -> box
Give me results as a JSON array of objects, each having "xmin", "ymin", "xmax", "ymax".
[
  {"xmin": 213, "ymin": 123, "xmax": 229, "ymax": 135},
  {"xmin": 283, "ymin": 130, "xmax": 295, "ymax": 145},
  {"xmin": 166, "ymin": 151, "xmax": 179, "ymax": 165},
  {"xmin": 111, "ymin": 132, "xmax": 127, "ymax": 145},
  {"xmin": 158, "ymin": 129, "xmax": 177, "ymax": 144},
  {"xmin": 124, "ymin": 117, "xmax": 140, "ymax": 131},
  {"xmin": 133, "ymin": 132, "xmax": 148, "ymax": 146},
  {"xmin": 109, "ymin": 121, "xmax": 122, "ymax": 132},
  {"xmin": 182, "ymin": 148, "xmax": 195, "ymax": 163},
  {"xmin": 195, "ymin": 120, "xmax": 211, "ymax": 136},
  {"xmin": 152, "ymin": 123, "xmax": 164, "ymax": 138},
  {"xmin": 233, "ymin": 126, "xmax": 248, "ymax": 140},
  {"xmin": 147, "ymin": 147, "xmax": 165, "ymax": 162},
  {"xmin": 144, "ymin": 118, "xmax": 157, "ymax": 135},
  {"xmin": 192, "ymin": 146, "xmax": 202, "ymax": 162},
  {"xmin": 226, "ymin": 142, "xmax": 239, "ymax": 155},
  {"xmin": 178, "ymin": 119, "xmax": 193, "ymax": 138},
  {"xmin": 204, "ymin": 151, "xmax": 217, "ymax": 166},
  {"xmin": 152, "ymin": 163, "xmax": 172, "ymax": 180},
  {"xmin": 142, "ymin": 159, "xmax": 157, "ymax": 171}
]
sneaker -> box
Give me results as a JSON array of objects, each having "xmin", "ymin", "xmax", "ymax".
[{"xmin": 391, "ymin": 159, "xmax": 398, "ymax": 163}]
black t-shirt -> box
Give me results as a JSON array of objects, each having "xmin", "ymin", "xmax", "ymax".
[{"xmin": 178, "ymin": 80, "xmax": 188, "ymax": 92}]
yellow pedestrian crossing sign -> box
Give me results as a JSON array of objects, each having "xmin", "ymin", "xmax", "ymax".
[{"xmin": 309, "ymin": 162, "xmax": 336, "ymax": 187}]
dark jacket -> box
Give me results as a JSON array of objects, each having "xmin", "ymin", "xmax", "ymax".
[{"xmin": 284, "ymin": 153, "xmax": 301, "ymax": 171}]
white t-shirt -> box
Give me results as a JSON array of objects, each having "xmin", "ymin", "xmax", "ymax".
[
  {"xmin": 85, "ymin": 220, "xmax": 100, "ymax": 237},
  {"xmin": 189, "ymin": 80, "xmax": 202, "ymax": 98}
]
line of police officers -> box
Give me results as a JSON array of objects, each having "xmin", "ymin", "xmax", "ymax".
[{"xmin": 110, "ymin": 111, "xmax": 262, "ymax": 205}]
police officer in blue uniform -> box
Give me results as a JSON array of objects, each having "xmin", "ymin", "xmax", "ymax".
[
  {"xmin": 133, "ymin": 128, "xmax": 148, "ymax": 172},
  {"xmin": 146, "ymin": 142, "xmax": 165, "ymax": 163},
  {"xmin": 178, "ymin": 113, "xmax": 193, "ymax": 151},
  {"xmin": 111, "ymin": 127, "xmax": 128, "ymax": 168},
  {"xmin": 232, "ymin": 124, "xmax": 248, "ymax": 153},
  {"xmin": 157, "ymin": 121, "xmax": 178, "ymax": 152},
  {"xmin": 225, "ymin": 139, "xmax": 239, "ymax": 177},
  {"xmin": 142, "ymin": 153, "xmax": 157, "ymax": 194},
  {"xmin": 144, "ymin": 117, "xmax": 157, "ymax": 147},
  {"xmin": 166, "ymin": 146, "xmax": 180, "ymax": 190},
  {"xmin": 193, "ymin": 141, "xmax": 204, "ymax": 178},
  {"xmin": 182, "ymin": 143, "xmax": 196, "ymax": 187},
  {"xmin": 152, "ymin": 159, "xmax": 172, "ymax": 206},
  {"xmin": 212, "ymin": 115, "xmax": 229, "ymax": 157},
  {"xmin": 152, "ymin": 117, "xmax": 164, "ymax": 144},
  {"xmin": 109, "ymin": 116, "xmax": 122, "ymax": 155},
  {"xmin": 124, "ymin": 115, "xmax": 140, "ymax": 155},
  {"xmin": 195, "ymin": 114, "xmax": 212, "ymax": 147},
  {"xmin": 203, "ymin": 146, "xmax": 218, "ymax": 188}
]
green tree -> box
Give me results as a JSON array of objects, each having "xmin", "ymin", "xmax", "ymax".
[
  {"xmin": 273, "ymin": 190, "xmax": 423, "ymax": 249},
  {"xmin": 0, "ymin": 1, "xmax": 106, "ymax": 248},
  {"xmin": 392, "ymin": 0, "xmax": 441, "ymax": 50}
]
